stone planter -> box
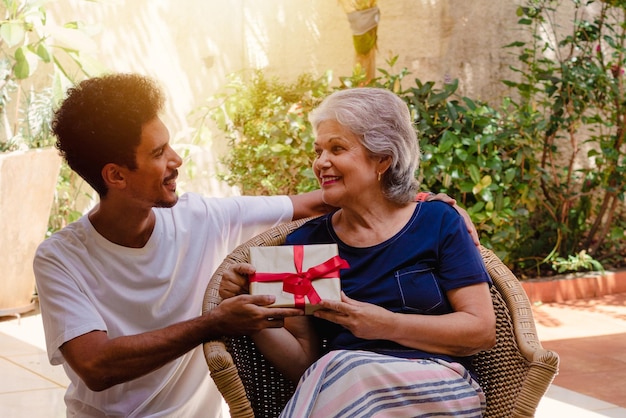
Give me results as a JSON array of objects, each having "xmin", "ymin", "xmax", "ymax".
[
  {"xmin": 521, "ymin": 269, "xmax": 626, "ymax": 304},
  {"xmin": 0, "ymin": 148, "xmax": 61, "ymax": 317}
]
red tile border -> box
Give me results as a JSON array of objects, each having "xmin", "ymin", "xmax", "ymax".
[{"xmin": 521, "ymin": 269, "xmax": 626, "ymax": 304}]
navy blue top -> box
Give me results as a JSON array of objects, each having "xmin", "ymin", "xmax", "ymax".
[{"xmin": 284, "ymin": 201, "xmax": 491, "ymax": 371}]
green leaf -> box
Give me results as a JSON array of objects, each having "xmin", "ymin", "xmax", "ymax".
[
  {"xmin": 459, "ymin": 181, "xmax": 475, "ymax": 193},
  {"xmin": 0, "ymin": 21, "xmax": 26, "ymax": 47},
  {"xmin": 439, "ymin": 130, "xmax": 457, "ymax": 152},
  {"xmin": 470, "ymin": 201, "xmax": 486, "ymax": 213},
  {"xmin": 469, "ymin": 164, "xmax": 481, "ymax": 184},
  {"xmin": 446, "ymin": 101, "xmax": 458, "ymax": 121},
  {"xmin": 462, "ymin": 97, "xmax": 477, "ymax": 110},
  {"xmin": 429, "ymin": 91, "xmax": 451, "ymax": 105},
  {"xmin": 454, "ymin": 148, "xmax": 469, "ymax": 161},
  {"xmin": 35, "ymin": 43, "xmax": 52, "ymax": 63},
  {"xmin": 14, "ymin": 47, "xmax": 31, "ymax": 79},
  {"xmin": 504, "ymin": 168, "xmax": 516, "ymax": 184}
]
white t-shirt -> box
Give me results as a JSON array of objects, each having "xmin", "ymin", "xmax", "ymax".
[{"xmin": 33, "ymin": 192, "xmax": 293, "ymax": 417}]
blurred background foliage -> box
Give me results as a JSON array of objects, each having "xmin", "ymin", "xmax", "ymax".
[{"xmin": 194, "ymin": 0, "xmax": 626, "ymax": 279}]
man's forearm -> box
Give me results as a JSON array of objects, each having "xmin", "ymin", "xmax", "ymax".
[
  {"xmin": 289, "ymin": 190, "xmax": 334, "ymax": 220},
  {"xmin": 61, "ymin": 293, "xmax": 302, "ymax": 391},
  {"xmin": 61, "ymin": 314, "xmax": 217, "ymax": 391}
]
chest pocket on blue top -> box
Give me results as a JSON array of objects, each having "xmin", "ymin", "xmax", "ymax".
[{"xmin": 395, "ymin": 265, "xmax": 448, "ymax": 314}]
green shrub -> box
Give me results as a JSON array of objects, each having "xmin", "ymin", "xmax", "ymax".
[
  {"xmin": 502, "ymin": 0, "xmax": 626, "ymax": 276},
  {"xmin": 396, "ymin": 80, "xmax": 536, "ymax": 263},
  {"xmin": 193, "ymin": 69, "xmax": 333, "ymax": 195}
]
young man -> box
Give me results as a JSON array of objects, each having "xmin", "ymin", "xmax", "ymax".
[{"xmin": 33, "ymin": 73, "xmax": 328, "ymax": 417}]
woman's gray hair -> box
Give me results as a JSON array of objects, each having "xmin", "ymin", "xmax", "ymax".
[{"xmin": 309, "ymin": 87, "xmax": 420, "ymax": 204}]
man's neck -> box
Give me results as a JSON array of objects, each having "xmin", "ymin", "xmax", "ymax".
[{"xmin": 88, "ymin": 202, "xmax": 157, "ymax": 248}]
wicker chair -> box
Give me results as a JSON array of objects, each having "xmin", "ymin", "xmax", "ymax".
[{"xmin": 202, "ymin": 219, "xmax": 560, "ymax": 418}]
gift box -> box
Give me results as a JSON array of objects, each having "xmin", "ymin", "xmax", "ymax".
[{"xmin": 249, "ymin": 244, "xmax": 349, "ymax": 314}]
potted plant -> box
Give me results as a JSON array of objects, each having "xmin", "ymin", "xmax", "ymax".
[{"xmin": 0, "ymin": 0, "xmax": 102, "ymax": 317}]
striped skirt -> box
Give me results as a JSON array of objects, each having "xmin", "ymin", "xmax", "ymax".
[{"xmin": 280, "ymin": 350, "xmax": 485, "ymax": 418}]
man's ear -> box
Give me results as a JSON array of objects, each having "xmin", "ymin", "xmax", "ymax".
[{"xmin": 101, "ymin": 163, "xmax": 127, "ymax": 190}]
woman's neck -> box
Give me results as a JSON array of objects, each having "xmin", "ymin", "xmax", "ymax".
[{"xmin": 331, "ymin": 202, "xmax": 416, "ymax": 247}]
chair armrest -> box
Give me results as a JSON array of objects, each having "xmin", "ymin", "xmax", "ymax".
[
  {"xmin": 479, "ymin": 246, "xmax": 559, "ymax": 418},
  {"xmin": 202, "ymin": 253, "xmax": 255, "ymax": 418},
  {"xmin": 203, "ymin": 339, "xmax": 254, "ymax": 418}
]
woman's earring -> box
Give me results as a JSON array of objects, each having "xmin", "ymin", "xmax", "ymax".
[{"xmin": 377, "ymin": 172, "xmax": 382, "ymax": 181}]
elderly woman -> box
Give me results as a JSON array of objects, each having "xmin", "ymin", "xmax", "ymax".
[{"xmin": 221, "ymin": 87, "xmax": 496, "ymax": 417}]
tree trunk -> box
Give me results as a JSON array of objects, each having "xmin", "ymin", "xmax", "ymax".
[{"xmin": 339, "ymin": 1, "xmax": 379, "ymax": 82}]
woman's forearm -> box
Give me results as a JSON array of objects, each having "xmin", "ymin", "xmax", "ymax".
[{"xmin": 252, "ymin": 317, "xmax": 320, "ymax": 383}]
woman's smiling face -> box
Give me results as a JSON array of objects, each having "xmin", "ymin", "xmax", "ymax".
[{"xmin": 313, "ymin": 119, "xmax": 379, "ymax": 208}]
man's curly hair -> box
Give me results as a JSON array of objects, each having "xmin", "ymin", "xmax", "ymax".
[{"xmin": 52, "ymin": 73, "xmax": 165, "ymax": 197}]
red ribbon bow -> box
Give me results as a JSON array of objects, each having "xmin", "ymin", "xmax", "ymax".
[{"xmin": 250, "ymin": 245, "xmax": 349, "ymax": 309}]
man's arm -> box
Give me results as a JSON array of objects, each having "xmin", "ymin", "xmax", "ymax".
[
  {"xmin": 288, "ymin": 189, "xmax": 334, "ymax": 220},
  {"xmin": 59, "ymin": 295, "xmax": 303, "ymax": 391}
]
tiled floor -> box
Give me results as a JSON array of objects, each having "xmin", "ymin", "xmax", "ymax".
[
  {"xmin": 1, "ymin": 295, "xmax": 626, "ymax": 417},
  {"xmin": 0, "ymin": 309, "xmax": 68, "ymax": 418},
  {"xmin": 532, "ymin": 292, "xmax": 626, "ymax": 416}
]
